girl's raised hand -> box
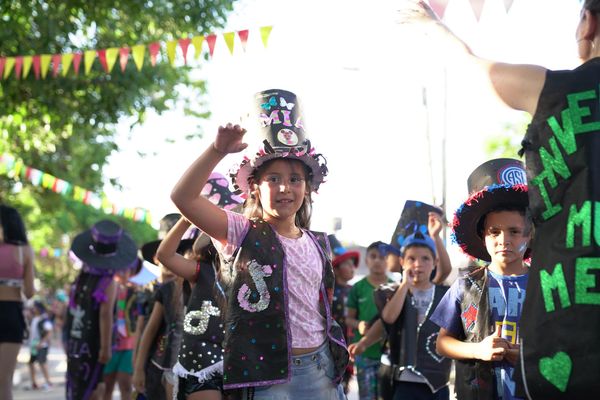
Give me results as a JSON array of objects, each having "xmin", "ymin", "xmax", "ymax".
[
  {"xmin": 214, "ymin": 123, "xmax": 248, "ymax": 154},
  {"xmin": 396, "ymin": 0, "xmax": 440, "ymax": 25}
]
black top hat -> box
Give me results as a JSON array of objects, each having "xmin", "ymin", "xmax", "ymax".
[
  {"xmin": 202, "ymin": 172, "xmax": 244, "ymax": 210},
  {"xmin": 452, "ymin": 158, "xmax": 529, "ymax": 261},
  {"xmin": 230, "ymin": 89, "xmax": 328, "ymax": 196},
  {"xmin": 141, "ymin": 213, "xmax": 181, "ymax": 264},
  {"xmin": 327, "ymin": 234, "xmax": 360, "ymax": 268},
  {"xmin": 71, "ymin": 219, "xmax": 138, "ymax": 271},
  {"xmin": 389, "ymin": 200, "xmax": 443, "ymax": 252}
]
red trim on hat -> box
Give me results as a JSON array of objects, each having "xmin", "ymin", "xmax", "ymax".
[{"xmin": 333, "ymin": 251, "xmax": 360, "ymax": 268}]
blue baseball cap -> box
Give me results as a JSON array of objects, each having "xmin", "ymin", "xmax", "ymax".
[{"xmin": 400, "ymin": 232, "xmax": 437, "ymax": 258}]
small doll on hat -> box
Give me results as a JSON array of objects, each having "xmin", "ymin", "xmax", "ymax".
[
  {"xmin": 65, "ymin": 220, "xmax": 138, "ymax": 400},
  {"xmin": 171, "ymin": 89, "xmax": 348, "ymax": 399},
  {"xmin": 429, "ymin": 159, "xmax": 532, "ymax": 400}
]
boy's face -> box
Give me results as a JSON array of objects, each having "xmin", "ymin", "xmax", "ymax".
[
  {"xmin": 386, "ymin": 253, "xmax": 402, "ymax": 273},
  {"xmin": 366, "ymin": 248, "xmax": 386, "ymax": 275},
  {"xmin": 401, "ymin": 246, "xmax": 435, "ymax": 285},
  {"xmin": 335, "ymin": 259, "xmax": 355, "ymax": 282},
  {"xmin": 483, "ymin": 210, "xmax": 530, "ymax": 266}
]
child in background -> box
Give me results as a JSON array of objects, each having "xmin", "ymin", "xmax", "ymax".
[
  {"xmin": 170, "ymin": 89, "xmax": 348, "ymax": 399},
  {"xmin": 66, "ymin": 220, "xmax": 138, "ymax": 400},
  {"xmin": 430, "ymin": 159, "xmax": 531, "ymax": 400},
  {"xmin": 28, "ymin": 301, "xmax": 53, "ymax": 391},
  {"xmin": 346, "ymin": 241, "xmax": 392, "ymax": 400}
]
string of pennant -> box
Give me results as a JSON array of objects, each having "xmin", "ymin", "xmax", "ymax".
[
  {"xmin": 429, "ymin": 0, "xmax": 515, "ymax": 20},
  {"xmin": 0, "ymin": 153, "xmax": 153, "ymax": 224},
  {"xmin": 0, "ymin": 26, "xmax": 273, "ymax": 80}
]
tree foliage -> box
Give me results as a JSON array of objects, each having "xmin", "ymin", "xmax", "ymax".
[
  {"xmin": 484, "ymin": 115, "xmax": 532, "ymax": 159},
  {"xmin": 0, "ymin": 0, "xmax": 235, "ymax": 287}
]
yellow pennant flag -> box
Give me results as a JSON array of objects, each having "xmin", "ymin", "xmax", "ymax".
[
  {"xmin": 132, "ymin": 44, "xmax": 145, "ymax": 71},
  {"xmin": 3, "ymin": 57, "xmax": 15, "ymax": 79},
  {"xmin": 166, "ymin": 40, "xmax": 177, "ymax": 65},
  {"xmin": 105, "ymin": 47, "xmax": 119, "ymax": 72},
  {"xmin": 22, "ymin": 56, "xmax": 33, "ymax": 79},
  {"xmin": 223, "ymin": 32, "xmax": 235, "ymax": 55},
  {"xmin": 84, "ymin": 50, "xmax": 96, "ymax": 75},
  {"xmin": 61, "ymin": 53, "xmax": 74, "ymax": 77},
  {"xmin": 40, "ymin": 54, "xmax": 52, "ymax": 79},
  {"xmin": 260, "ymin": 26, "xmax": 273, "ymax": 48},
  {"xmin": 192, "ymin": 36, "xmax": 205, "ymax": 59}
]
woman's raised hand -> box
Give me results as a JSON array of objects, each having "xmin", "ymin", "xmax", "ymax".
[{"xmin": 213, "ymin": 123, "xmax": 248, "ymax": 154}]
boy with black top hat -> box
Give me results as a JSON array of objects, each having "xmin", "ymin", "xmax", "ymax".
[
  {"xmin": 66, "ymin": 220, "xmax": 138, "ymax": 400},
  {"xmin": 429, "ymin": 159, "xmax": 531, "ymax": 400}
]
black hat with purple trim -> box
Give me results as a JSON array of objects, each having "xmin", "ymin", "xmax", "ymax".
[
  {"xmin": 230, "ymin": 89, "xmax": 328, "ymax": 196},
  {"xmin": 71, "ymin": 220, "xmax": 138, "ymax": 271},
  {"xmin": 452, "ymin": 158, "xmax": 529, "ymax": 262},
  {"xmin": 388, "ymin": 200, "xmax": 444, "ymax": 255}
]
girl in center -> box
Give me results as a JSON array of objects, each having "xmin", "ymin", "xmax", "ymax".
[{"xmin": 171, "ymin": 89, "xmax": 349, "ymax": 399}]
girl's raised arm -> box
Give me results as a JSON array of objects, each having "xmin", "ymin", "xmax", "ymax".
[
  {"xmin": 156, "ymin": 218, "xmax": 197, "ymax": 281},
  {"xmin": 171, "ymin": 123, "xmax": 247, "ymax": 243}
]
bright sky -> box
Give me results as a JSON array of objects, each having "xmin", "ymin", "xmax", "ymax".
[{"xmin": 105, "ymin": 0, "xmax": 581, "ymax": 264}]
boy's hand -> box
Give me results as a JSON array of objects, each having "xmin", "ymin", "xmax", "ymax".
[
  {"xmin": 476, "ymin": 325, "xmax": 509, "ymax": 361},
  {"xmin": 358, "ymin": 321, "xmax": 370, "ymax": 336},
  {"xmin": 428, "ymin": 212, "xmax": 444, "ymax": 237},
  {"xmin": 403, "ymin": 265, "xmax": 416, "ymax": 287},
  {"xmin": 348, "ymin": 340, "xmax": 367, "ymax": 361},
  {"xmin": 504, "ymin": 342, "xmax": 520, "ymax": 366},
  {"xmin": 213, "ymin": 123, "xmax": 248, "ymax": 154}
]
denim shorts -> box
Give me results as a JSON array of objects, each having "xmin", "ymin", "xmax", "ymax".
[{"xmin": 244, "ymin": 342, "xmax": 346, "ymax": 400}]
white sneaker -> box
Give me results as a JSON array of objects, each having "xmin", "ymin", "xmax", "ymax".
[{"xmin": 40, "ymin": 383, "xmax": 53, "ymax": 392}]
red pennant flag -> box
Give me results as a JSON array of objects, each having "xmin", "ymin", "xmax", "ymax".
[
  {"xmin": 119, "ymin": 47, "xmax": 130, "ymax": 72},
  {"xmin": 238, "ymin": 29, "xmax": 249, "ymax": 52},
  {"xmin": 149, "ymin": 42, "xmax": 160, "ymax": 66},
  {"xmin": 206, "ymin": 34, "xmax": 217, "ymax": 57},
  {"xmin": 469, "ymin": 0, "xmax": 484, "ymax": 21},
  {"xmin": 52, "ymin": 54, "xmax": 61, "ymax": 77},
  {"xmin": 73, "ymin": 52, "xmax": 82, "ymax": 75},
  {"xmin": 0, "ymin": 58, "xmax": 5, "ymax": 78},
  {"xmin": 178, "ymin": 38, "xmax": 191, "ymax": 64},
  {"xmin": 33, "ymin": 55, "xmax": 41, "ymax": 79},
  {"xmin": 14, "ymin": 56, "xmax": 23, "ymax": 79},
  {"xmin": 429, "ymin": 0, "xmax": 450, "ymax": 19},
  {"xmin": 97, "ymin": 49, "xmax": 109, "ymax": 72},
  {"xmin": 503, "ymin": 0, "xmax": 514, "ymax": 12}
]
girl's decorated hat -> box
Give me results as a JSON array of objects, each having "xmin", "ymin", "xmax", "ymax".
[
  {"xmin": 230, "ymin": 89, "xmax": 328, "ymax": 196},
  {"xmin": 452, "ymin": 158, "xmax": 529, "ymax": 261}
]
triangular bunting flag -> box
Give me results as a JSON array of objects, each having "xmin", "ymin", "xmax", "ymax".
[
  {"xmin": 206, "ymin": 34, "xmax": 217, "ymax": 57},
  {"xmin": 132, "ymin": 44, "xmax": 145, "ymax": 71},
  {"xmin": 105, "ymin": 48, "xmax": 119, "ymax": 72},
  {"xmin": 3, "ymin": 57, "xmax": 15, "ymax": 79},
  {"xmin": 73, "ymin": 53, "xmax": 82, "ymax": 75},
  {"xmin": 0, "ymin": 58, "xmax": 5, "ymax": 79},
  {"xmin": 22, "ymin": 56, "xmax": 33, "ymax": 79},
  {"xmin": 84, "ymin": 50, "xmax": 96, "ymax": 75},
  {"xmin": 166, "ymin": 40, "xmax": 177, "ymax": 66},
  {"xmin": 33, "ymin": 55, "xmax": 41, "ymax": 79},
  {"xmin": 238, "ymin": 29, "xmax": 249, "ymax": 52},
  {"xmin": 149, "ymin": 42, "xmax": 160, "ymax": 66},
  {"xmin": 223, "ymin": 32, "xmax": 235, "ymax": 55},
  {"xmin": 40, "ymin": 54, "xmax": 52, "ymax": 79},
  {"xmin": 52, "ymin": 54, "xmax": 61, "ymax": 77},
  {"xmin": 503, "ymin": 0, "xmax": 514, "ymax": 12},
  {"xmin": 469, "ymin": 0, "xmax": 485, "ymax": 21},
  {"xmin": 14, "ymin": 56, "xmax": 23, "ymax": 80},
  {"xmin": 429, "ymin": 0, "xmax": 450, "ymax": 19},
  {"xmin": 119, "ymin": 47, "xmax": 130, "ymax": 72},
  {"xmin": 260, "ymin": 26, "xmax": 273, "ymax": 47},
  {"xmin": 179, "ymin": 38, "xmax": 191, "ymax": 64},
  {"xmin": 61, "ymin": 53, "xmax": 74, "ymax": 77},
  {"xmin": 192, "ymin": 36, "xmax": 205, "ymax": 59}
]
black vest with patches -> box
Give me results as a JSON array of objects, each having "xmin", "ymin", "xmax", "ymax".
[{"xmin": 221, "ymin": 218, "xmax": 349, "ymax": 390}]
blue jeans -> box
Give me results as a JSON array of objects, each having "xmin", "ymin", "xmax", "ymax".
[{"xmin": 245, "ymin": 342, "xmax": 346, "ymax": 399}]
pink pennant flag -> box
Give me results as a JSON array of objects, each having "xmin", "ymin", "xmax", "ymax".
[
  {"xmin": 503, "ymin": 0, "xmax": 514, "ymax": 12},
  {"xmin": 14, "ymin": 56, "xmax": 23, "ymax": 80},
  {"xmin": 178, "ymin": 38, "xmax": 191, "ymax": 64},
  {"xmin": 0, "ymin": 58, "xmax": 5, "ymax": 78},
  {"xmin": 33, "ymin": 55, "xmax": 41, "ymax": 79},
  {"xmin": 52, "ymin": 54, "xmax": 61, "ymax": 77},
  {"xmin": 149, "ymin": 42, "xmax": 160, "ymax": 66},
  {"xmin": 206, "ymin": 34, "xmax": 217, "ymax": 57},
  {"xmin": 429, "ymin": 0, "xmax": 450, "ymax": 19},
  {"xmin": 73, "ymin": 52, "xmax": 82, "ymax": 75},
  {"xmin": 238, "ymin": 29, "xmax": 249, "ymax": 52},
  {"xmin": 97, "ymin": 49, "xmax": 109, "ymax": 72},
  {"xmin": 469, "ymin": 0, "xmax": 485, "ymax": 21},
  {"xmin": 119, "ymin": 47, "xmax": 130, "ymax": 72}
]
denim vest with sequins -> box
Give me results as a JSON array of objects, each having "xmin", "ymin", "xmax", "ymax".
[{"xmin": 221, "ymin": 218, "xmax": 349, "ymax": 390}]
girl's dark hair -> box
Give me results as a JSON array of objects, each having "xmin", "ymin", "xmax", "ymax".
[
  {"xmin": 243, "ymin": 158, "xmax": 313, "ymax": 229},
  {"xmin": 0, "ymin": 205, "xmax": 28, "ymax": 245},
  {"xmin": 584, "ymin": 0, "xmax": 600, "ymax": 13}
]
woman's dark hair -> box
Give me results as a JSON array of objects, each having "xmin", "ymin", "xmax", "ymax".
[
  {"xmin": 0, "ymin": 205, "xmax": 28, "ymax": 245},
  {"xmin": 243, "ymin": 158, "xmax": 313, "ymax": 229}
]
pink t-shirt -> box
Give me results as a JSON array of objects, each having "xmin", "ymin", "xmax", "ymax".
[{"xmin": 213, "ymin": 210, "xmax": 326, "ymax": 348}]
